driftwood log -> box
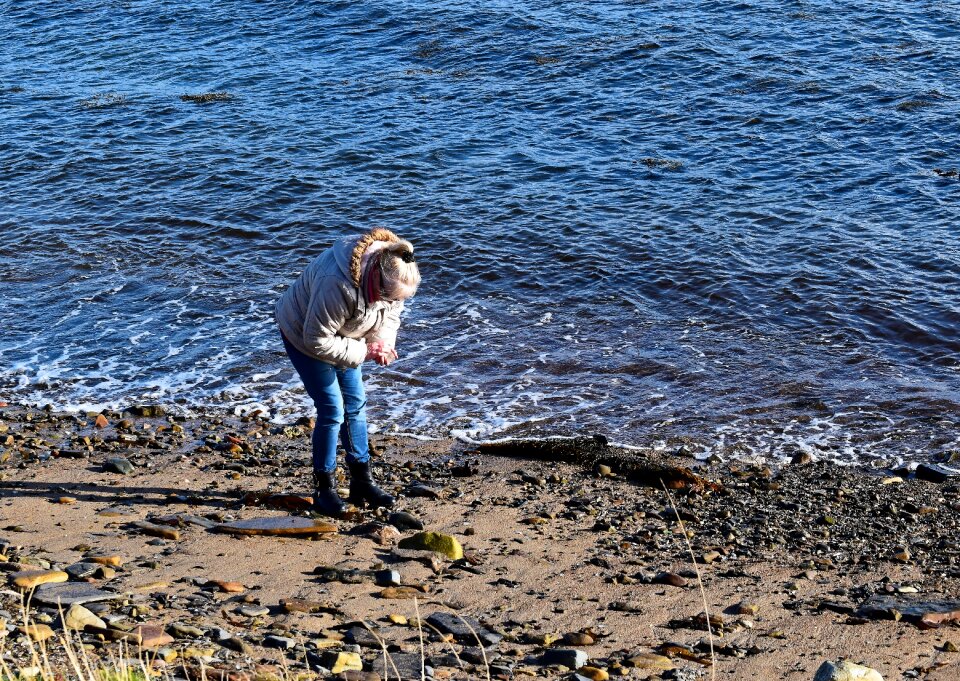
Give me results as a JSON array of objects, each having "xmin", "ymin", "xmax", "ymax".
[{"xmin": 475, "ymin": 435, "xmax": 722, "ymax": 494}]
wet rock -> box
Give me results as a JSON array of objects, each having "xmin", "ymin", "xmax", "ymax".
[
  {"xmin": 64, "ymin": 604, "xmax": 106, "ymax": 631},
  {"xmin": 214, "ymin": 516, "xmax": 337, "ymax": 536},
  {"xmin": 388, "ymin": 511, "xmax": 424, "ymax": 531},
  {"xmin": 539, "ymin": 648, "xmax": 588, "ymax": 669},
  {"xmin": 425, "ymin": 612, "xmax": 501, "ymax": 647},
  {"xmin": 398, "ymin": 531, "xmax": 463, "ymax": 560},
  {"xmin": 127, "ymin": 405, "xmax": 166, "ymax": 417},
  {"xmin": 94, "ymin": 414, "xmax": 109, "ymax": 429},
  {"xmin": 915, "ymin": 463, "xmax": 960, "ymax": 483},
  {"xmin": 813, "ymin": 659, "xmax": 883, "ymax": 681},
  {"xmin": 104, "ymin": 457, "xmax": 135, "ymax": 474}
]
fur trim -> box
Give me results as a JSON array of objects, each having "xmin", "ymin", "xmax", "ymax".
[{"xmin": 350, "ymin": 228, "xmax": 400, "ymax": 286}]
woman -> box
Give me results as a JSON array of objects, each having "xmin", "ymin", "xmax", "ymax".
[{"xmin": 275, "ymin": 228, "xmax": 420, "ymax": 517}]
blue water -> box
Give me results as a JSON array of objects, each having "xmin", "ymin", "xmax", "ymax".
[{"xmin": 2, "ymin": 1, "xmax": 959, "ymax": 464}]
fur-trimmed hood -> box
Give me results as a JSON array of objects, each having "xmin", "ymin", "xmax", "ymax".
[{"xmin": 333, "ymin": 228, "xmax": 409, "ymax": 288}]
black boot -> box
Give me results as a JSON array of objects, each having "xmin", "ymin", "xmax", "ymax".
[
  {"xmin": 347, "ymin": 460, "xmax": 395, "ymax": 509},
  {"xmin": 312, "ymin": 469, "xmax": 347, "ymax": 518}
]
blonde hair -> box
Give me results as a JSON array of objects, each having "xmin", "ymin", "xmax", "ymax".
[
  {"xmin": 350, "ymin": 228, "xmax": 420, "ymax": 301},
  {"xmin": 380, "ymin": 239, "xmax": 420, "ymax": 301}
]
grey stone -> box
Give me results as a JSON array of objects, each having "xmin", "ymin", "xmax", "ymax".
[
  {"xmin": 343, "ymin": 625, "xmax": 382, "ymax": 648},
  {"xmin": 425, "ymin": 612, "xmax": 501, "ymax": 647},
  {"xmin": 539, "ymin": 648, "xmax": 588, "ymax": 669},
  {"xmin": 33, "ymin": 583, "xmax": 124, "ymax": 607},
  {"xmin": 237, "ymin": 604, "xmax": 270, "ymax": 618},
  {"xmin": 372, "ymin": 653, "xmax": 432, "ymax": 679},
  {"xmin": 65, "ymin": 562, "xmax": 101, "ymax": 579},
  {"xmin": 262, "ymin": 635, "xmax": 296, "ymax": 650},
  {"xmin": 388, "ymin": 511, "xmax": 424, "ymax": 531},
  {"xmin": 104, "ymin": 457, "xmax": 135, "ymax": 475}
]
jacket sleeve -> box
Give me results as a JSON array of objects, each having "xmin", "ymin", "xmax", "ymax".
[
  {"xmin": 301, "ymin": 277, "xmax": 368, "ymax": 368},
  {"xmin": 369, "ymin": 301, "xmax": 404, "ymax": 348}
]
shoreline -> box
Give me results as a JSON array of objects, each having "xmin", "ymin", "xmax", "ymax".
[{"xmin": 1, "ymin": 401, "xmax": 959, "ymax": 679}]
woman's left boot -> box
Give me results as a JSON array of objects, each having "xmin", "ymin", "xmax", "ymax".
[{"xmin": 347, "ymin": 460, "xmax": 395, "ymax": 509}]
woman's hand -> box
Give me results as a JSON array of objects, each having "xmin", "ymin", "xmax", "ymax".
[{"xmin": 366, "ymin": 340, "xmax": 398, "ymax": 366}]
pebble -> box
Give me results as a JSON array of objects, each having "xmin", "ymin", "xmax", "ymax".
[
  {"xmin": 331, "ymin": 652, "xmax": 363, "ymax": 674},
  {"xmin": 237, "ymin": 604, "xmax": 270, "ymax": 617},
  {"xmin": 540, "ymin": 648, "xmax": 589, "ymax": 670},
  {"xmin": 388, "ymin": 511, "xmax": 424, "ymax": 531},
  {"xmin": 374, "ymin": 569, "xmax": 402, "ymax": 587},
  {"xmin": 104, "ymin": 457, "xmax": 135, "ymax": 475},
  {"xmin": 133, "ymin": 623, "xmax": 175, "ymax": 648},
  {"xmin": 169, "ymin": 623, "xmax": 206, "ymax": 638},
  {"xmin": 653, "ymin": 572, "xmax": 688, "ymax": 588},
  {"xmin": 730, "ymin": 602, "xmax": 759, "ymax": 616},
  {"xmin": 577, "ymin": 669, "xmax": 610, "ymax": 681},
  {"xmin": 87, "ymin": 554, "xmax": 123, "ymax": 567},
  {"xmin": 63, "ymin": 604, "xmax": 106, "ymax": 631},
  {"xmin": 209, "ymin": 579, "xmax": 245, "ymax": 593},
  {"xmin": 624, "ymin": 653, "xmax": 674, "ymax": 670},
  {"xmin": 397, "ymin": 531, "xmax": 463, "ymax": 560},
  {"xmin": 132, "ymin": 521, "xmax": 180, "ymax": 541},
  {"xmin": 262, "ymin": 634, "xmax": 297, "ymax": 649},
  {"xmin": 18, "ymin": 624, "xmax": 55, "ymax": 642},
  {"xmin": 426, "ymin": 611, "xmax": 502, "ymax": 647},
  {"xmin": 32, "ymin": 582, "xmax": 123, "ymax": 606},
  {"xmin": 563, "ymin": 632, "xmax": 595, "ymax": 646},
  {"xmin": 13, "ymin": 569, "xmax": 68, "ymax": 590},
  {"xmin": 813, "ymin": 660, "xmax": 884, "ymax": 681},
  {"xmin": 378, "ymin": 586, "xmax": 422, "ymax": 599}
]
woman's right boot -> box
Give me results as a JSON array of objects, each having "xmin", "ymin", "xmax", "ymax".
[{"xmin": 312, "ymin": 469, "xmax": 346, "ymax": 518}]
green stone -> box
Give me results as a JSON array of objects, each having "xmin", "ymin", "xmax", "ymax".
[{"xmin": 397, "ymin": 531, "xmax": 463, "ymax": 560}]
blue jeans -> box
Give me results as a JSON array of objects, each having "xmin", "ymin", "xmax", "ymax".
[{"xmin": 282, "ymin": 334, "xmax": 370, "ymax": 473}]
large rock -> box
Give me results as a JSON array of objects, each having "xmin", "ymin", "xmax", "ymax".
[
  {"xmin": 397, "ymin": 531, "xmax": 463, "ymax": 560},
  {"xmin": 104, "ymin": 457, "xmax": 135, "ymax": 474},
  {"xmin": 32, "ymin": 582, "xmax": 124, "ymax": 607},
  {"xmin": 813, "ymin": 660, "xmax": 883, "ymax": 681}
]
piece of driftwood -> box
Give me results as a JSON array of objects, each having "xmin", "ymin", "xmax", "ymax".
[{"xmin": 475, "ymin": 435, "xmax": 722, "ymax": 493}]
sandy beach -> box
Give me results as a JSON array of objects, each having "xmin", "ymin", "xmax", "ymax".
[{"xmin": 1, "ymin": 402, "xmax": 959, "ymax": 680}]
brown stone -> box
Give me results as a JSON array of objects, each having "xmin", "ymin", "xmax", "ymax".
[
  {"xmin": 57, "ymin": 497, "xmax": 77, "ymax": 504},
  {"xmin": 133, "ymin": 623, "xmax": 175, "ymax": 648},
  {"xmin": 280, "ymin": 598, "xmax": 343, "ymax": 616},
  {"xmin": 378, "ymin": 586, "xmax": 423, "ymax": 599},
  {"xmin": 18, "ymin": 624, "xmax": 55, "ymax": 642},
  {"xmin": 132, "ymin": 521, "xmax": 180, "ymax": 541},
  {"xmin": 88, "ymin": 555, "xmax": 123, "ymax": 567},
  {"xmin": 653, "ymin": 572, "xmax": 688, "ymax": 588},
  {"xmin": 94, "ymin": 414, "xmax": 109, "ymax": 428},
  {"xmin": 13, "ymin": 569, "xmax": 68, "ymax": 590},
  {"xmin": 210, "ymin": 579, "xmax": 245, "ymax": 593},
  {"xmin": 214, "ymin": 516, "xmax": 337, "ymax": 537}
]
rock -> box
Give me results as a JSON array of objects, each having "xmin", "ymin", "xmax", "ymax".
[
  {"xmin": 813, "ymin": 660, "xmax": 884, "ymax": 681},
  {"xmin": 388, "ymin": 511, "xmax": 424, "ymax": 531},
  {"xmin": 389, "ymin": 548, "xmax": 444, "ymax": 573},
  {"xmin": 915, "ymin": 463, "xmax": 960, "ymax": 483},
  {"xmin": 405, "ymin": 481, "xmax": 443, "ymax": 498},
  {"xmin": 237, "ymin": 604, "xmax": 270, "ymax": 617},
  {"xmin": 371, "ymin": 652, "xmax": 431, "ymax": 679},
  {"xmin": 132, "ymin": 521, "xmax": 180, "ymax": 541},
  {"xmin": 388, "ymin": 614, "xmax": 408, "ymax": 625},
  {"xmin": 314, "ymin": 565, "xmax": 372, "ymax": 584},
  {"xmin": 425, "ymin": 612, "xmax": 502, "ymax": 647},
  {"xmin": 653, "ymin": 572, "xmax": 688, "ymax": 588},
  {"xmin": 855, "ymin": 594, "xmax": 960, "ymax": 629},
  {"xmin": 398, "ymin": 531, "xmax": 463, "ymax": 560},
  {"xmin": 280, "ymin": 598, "xmax": 343, "ymax": 616},
  {"xmin": 351, "ymin": 522, "xmax": 401, "ymax": 546},
  {"xmin": 128, "ymin": 405, "xmax": 165, "ymax": 417},
  {"xmin": 331, "ymin": 652, "xmax": 363, "ymax": 674},
  {"xmin": 134, "ymin": 623, "xmax": 175, "ymax": 648},
  {"xmin": 344, "ymin": 626, "xmax": 382, "ymax": 648},
  {"xmin": 624, "ymin": 653, "xmax": 674, "ymax": 670},
  {"xmin": 214, "ymin": 516, "xmax": 337, "ymax": 536},
  {"xmin": 596, "ymin": 464, "xmax": 613, "ymax": 477},
  {"xmin": 18, "ymin": 624, "xmax": 54, "ymax": 642},
  {"xmin": 578, "ymin": 667, "xmax": 609, "ymax": 681},
  {"xmin": 57, "ymin": 497, "xmax": 76, "ymax": 504},
  {"xmin": 104, "ymin": 457, "xmax": 135, "ymax": 474},
  {"xmin": 169, "ymin": 623, "xmax": 206, "ymax": 639},
  {"xmin": 563, "ymin": 632, "xmax": 595, "ymax": 646},
  {"xmin": 64, "ymin": 604, "xmax": 106, "ymax": 631},
  {"xmin": 94, "ymin": 414, "xmax": 109, "ymax": 429},
  {"xmin": 87, "ymin": 554, "xmax": 123, "ymax": 567},
  {"xmin": 379, "ymin": 586, "xmax": 422, "ymax": 599},
  {"xmin": 374, "ymin": 569, "xmax": 402, "ymax": 587},
  {"xmin": 730, "ymin": 602, "xmax": 759, "ymax": 616},
  {"xmin": 32, "ymin": 582, "xmax": 124, "ymax": 606},
  {"xmin": 13, "ymin": 569, "xmax": 69, "ymax": 590},
  {"xmin": 540, "ymin": 648, "xmax": 588, "ymax": 669},
  {"xmin": 208, "ymin": 579, "xmax": 245, "ymax": 593},
  {"xmin": 262, "ymin": 635, "xmax": 296, "ymax": 650}
]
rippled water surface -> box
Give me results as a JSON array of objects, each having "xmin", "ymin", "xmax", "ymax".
[{"xmin": 3, "ymin": 1, "xmax": 960, "ymax": 463}]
